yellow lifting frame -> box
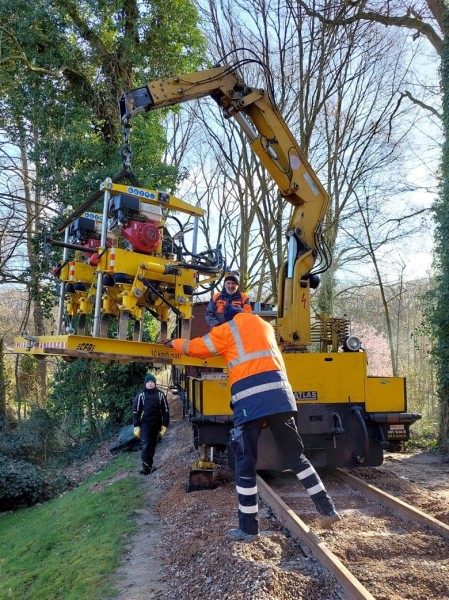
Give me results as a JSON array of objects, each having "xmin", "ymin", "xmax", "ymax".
[
  {"xmin": 101, "ymin": 180, "xmax": 204, "ymax": 217},
  {"xmin": 14, "ymin": 335, "xmax": 226, "ymax": 368}
]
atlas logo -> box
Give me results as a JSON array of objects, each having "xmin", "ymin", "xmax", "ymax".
[{"xmin": 294, "ymin": 391, "xmax": 318, "ymax": 400}]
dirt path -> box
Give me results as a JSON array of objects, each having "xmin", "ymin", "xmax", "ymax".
[
  {"xmin": 382, "ymin": 449, "xmax": 449, "ymax": 502},
  {"xmin": 113, "ymin": 458, "xmax": 169, "ymax": 599},
  {"xmin": 103, "ymin": 394, "xmax": 449, "ymax": 599}
]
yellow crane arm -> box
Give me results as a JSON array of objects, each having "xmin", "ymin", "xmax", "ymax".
[
  {"xmin": 119, "ymin": 64, "xmax": 330, "ymax": 346},
  {"xmin": 119, "ymin": 65, "xmax": 328, "ymax": 252}
]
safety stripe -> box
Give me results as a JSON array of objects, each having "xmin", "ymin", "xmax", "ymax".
[
  {"xmin": 228, "ymin": 349, "xmax": 275, "ymax": 369},
  {"xmin": 227, "ymin": 320, "xmax": 277, "ymax": 368},
  {"xmin": 182, "ymin": 341, "xmax": 190, "ymax": 355},
  {"xmin": 232, "ymin": 380, "xmax": 287, "ymax": 403},
  {"xmin": 109, "ymin": 247, "xmax": 115, "ymax": 272},
  {"xmin": 236, "ymin": 485, "xmax": 257, "ymax": 495},
  {"xmin": 306, "ymin": 482, "xmax": 325, "ymax": 496},
  {"xmin": 295, "ymin": 466, "xmax": 315, "ymax": 481},
  {"xmin": 239, "ymin": 503, "xmax": 258, "ymax": 514},
  {"xmin": 228, "ymin": 320, "xmax": 245, "ymax": 355},
  {"xmin": 203, "ymin": 333, "xmax": 219, "ymax": 355}
]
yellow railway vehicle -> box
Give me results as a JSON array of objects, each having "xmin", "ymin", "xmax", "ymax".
[{"xmin": 15, "ymin": 59, "xmax": 420, "ymax": 487}]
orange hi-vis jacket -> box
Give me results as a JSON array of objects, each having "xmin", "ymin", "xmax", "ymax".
[{"xmin": 172, "ymin": 312, "xmax": 297, "ymax": 426}]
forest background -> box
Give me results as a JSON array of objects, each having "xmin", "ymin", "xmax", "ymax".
[{"xmin": 0, "ymin": 0, "xmax": 446, "ymax": 507}]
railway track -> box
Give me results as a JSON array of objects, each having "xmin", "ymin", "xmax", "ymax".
[{"xmin": 257, "ymin": 469, "xmax": 449, "ymax": 600}]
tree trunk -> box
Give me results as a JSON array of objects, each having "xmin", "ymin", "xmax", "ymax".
[
  {"xmin": 0, "ymin": 338, "xmax": 6, "ymax": 421},
  {"xmin": 435, "ymin": 5, "xmax": 449, "ymax": 449},
  {"xmin": 17, "ymin": 117, "xmax": 48, "ymax": 402}
]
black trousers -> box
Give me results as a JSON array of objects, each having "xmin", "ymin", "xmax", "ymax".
[
  {"xmin": 141, "ymin": 419, "xmax": 162, "ymax": 470},
  {"xmin": 229, "ymin": 411, "xmax": 336, "ymax": 535}
]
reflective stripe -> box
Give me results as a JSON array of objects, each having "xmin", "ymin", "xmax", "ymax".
[
  {"xmin": 228, "ymin": 320, "xmax": 245, "ymax": 355},
  {"xmin": 227, "ymin": 320, "xmax": 277, "ymax": 369},
  {"xmin": 295, "ymin": 466, "xmax": 315, "ymax": 481},
  {"xmin": 182, "ymin": 341, "xmax": 190, "ymax": 355},
  {"xmin": 307, "ymin": 482, "xmax": 325, "ymax": 496},
  {"xmin": 203, "ymin": 333, "xmax": 219, "ymax": 355},
  {"xmin": 236, "ymin": 485, "xmax": 257, "ymax": 495},
  {"xmin": 228, "ymin": 349, "xmax": 276, "ymax": 369},
  {"xmin": 232, "ymin": 380, "xmax": 287, "ymax": 403},
  {"xmin": 239, "ymin": 503, "xmax": 258, "ymax": 514}
]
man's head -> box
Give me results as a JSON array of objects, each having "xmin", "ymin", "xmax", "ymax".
[
  {"xmin": 144, "ymin": 373, "xmax": 157, "ymax": 389},
  {"xmin": 224, "ymin": 305, "xmax": 244, "ymax": 322},
  {"xmin": 224, "ymin": 271, "xmax": 240, "ymax": 294}
]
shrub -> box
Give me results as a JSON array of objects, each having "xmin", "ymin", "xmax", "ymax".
[
  {"xmin": 0, "ymin": 409, "xmax": 62, "ymax": 464},
  {"xmin": 0, "ymin": 457, "xmax": 46, "ymax": 510}
]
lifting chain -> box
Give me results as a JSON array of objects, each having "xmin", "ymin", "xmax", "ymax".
[{"xmin": 120, "ymin": 116, "xmax": 132, "ymax": 171}]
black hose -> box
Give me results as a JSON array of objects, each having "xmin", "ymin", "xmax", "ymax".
[{"xmin": 350, "ymin": 405, "xmax": 369, "ymax": 465}]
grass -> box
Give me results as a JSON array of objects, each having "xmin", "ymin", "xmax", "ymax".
[{"xmin": 0, "ymin": 454, "xmax": 146, "ymax": 600}]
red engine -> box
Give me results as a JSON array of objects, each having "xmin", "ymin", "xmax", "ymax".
[
  {"xmin": 120, "ymin": 220, "xmax": 161, "ymax": 254},
  {"xmin": 82, "ymin": 238, "xmax": 102, "ymax": 250}
]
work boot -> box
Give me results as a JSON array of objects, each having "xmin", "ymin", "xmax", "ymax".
[
  {"xmin": 139, "ymin": 463, "xmax": 151, "ymax": 475},
  {"xmin": 227, "ymin": 528, "xmax": 259, "ymax": 542},
  {"xmin": 321, "ymin": 510, "xmax": 341, "ymax": 528}
]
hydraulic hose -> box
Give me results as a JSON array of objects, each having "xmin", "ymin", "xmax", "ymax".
[{"xmin": 350, "ymin": 405, "xmax": 369, "ymax": 465}]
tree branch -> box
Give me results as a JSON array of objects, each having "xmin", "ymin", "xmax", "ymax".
[
  {"xmin": 0, "ymin": 25, "xmax": 85, "ymax": 79},
  {"xmin": 385, "ymin": 207, "xmax": 431, "ymax": 224},
  {"xmin": 402, "ymin": 90, "xmax": 442, "ymax": 120},
  {"xmin": 296, "ymin": 1, "xmax": 443, "ymax": 55}
]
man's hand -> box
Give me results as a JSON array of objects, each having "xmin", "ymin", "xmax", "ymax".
[
  {"xmin": 160, "ymin": 425, "xmax": 167, "ymax": 436},
  {"xmin": 133, "ymin": 426, "xmax": 141, "ymax": 438},
  {"xmin": 160, "ymin": 338, "xmax": 174, "ymax": 348}
]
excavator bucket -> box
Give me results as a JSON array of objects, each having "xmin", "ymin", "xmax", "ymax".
[{"xmin": 186, "ymin": 461, "xmax": 217, "ymax": 492}]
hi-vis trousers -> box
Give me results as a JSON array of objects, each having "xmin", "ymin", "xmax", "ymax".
[{"xmin": 229, "ymin": 411, "xmax": 336, "ymax": 535}]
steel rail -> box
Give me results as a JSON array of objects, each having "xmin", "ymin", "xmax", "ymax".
[
  {"xmin": 332, "ymin": 468, "xmax": 449, "ymax": 541},
  {"xmin": 256, "ymin": 475, "xmax": 376, "ymax": 600}
]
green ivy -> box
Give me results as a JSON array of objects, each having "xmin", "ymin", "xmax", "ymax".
[{"xmin": 428, "ymin": 7, "xmax": 449, "ymax": 452}]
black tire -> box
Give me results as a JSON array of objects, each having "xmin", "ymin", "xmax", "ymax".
[
  {"xmin": 103, "ymin": 275, "xmax": 115, "ymax": 287},
  {"xmin": 113, "ymin": 273, "xmax": 133, "ymax": 285}
]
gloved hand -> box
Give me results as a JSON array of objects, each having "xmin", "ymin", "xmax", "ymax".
[
  {"xmin": 160, "ymin": 425, "xmax": 167, "ymax": 437},
  {"xmin": 133, "ymin": 426, "xmax": 141, "ymax": 438},
  {"xmin": 160, "ymin": 338, "xmax": 174, "ymax": 348}
]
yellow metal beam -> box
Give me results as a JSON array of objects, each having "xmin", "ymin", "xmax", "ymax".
[
  {"xmin": 14, "ymin": 335, "xmax": 226, "ymax": 368},
  {"xmin": 101, "ymin": 181, "xmax": 204, "ymax": 217}
]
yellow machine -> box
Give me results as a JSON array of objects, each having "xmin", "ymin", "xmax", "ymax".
[
  {"xmin": 15, "ymin": 61, "xmax": 420, "ymax": 488},
  {"xmin": 44, "ymin": 180, "xmax": 225, "ymax": 341}
]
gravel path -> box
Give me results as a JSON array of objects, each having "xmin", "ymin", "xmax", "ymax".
[{"xmin": 84, "ymin": 391, "xmax": 449, "ymax": 600}]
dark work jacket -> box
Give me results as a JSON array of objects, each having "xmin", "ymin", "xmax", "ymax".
[
  {"xmin": 133, "ymin": 388, "xmax": 170, "ymax": 427},
  {"xmin": 205, "ymin": 290, "xmax": 251, "ymax": 328}
]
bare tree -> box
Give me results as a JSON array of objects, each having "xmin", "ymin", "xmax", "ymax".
[
  {"xmin": 0, "ymin": 117, "xmax": 59, "ymax": 402},
  {"xmin": 182, "ymin": 0, "xmax": 430, "ymax": 318}
]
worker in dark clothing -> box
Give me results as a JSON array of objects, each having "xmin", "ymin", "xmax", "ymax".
[
  {"xmin": 163, "ymin": 305, "xmax": 340, "ymax": 541},
  {"xmin": 133, "ymin": 373, "xmax": 170, "ymax": 475},
  {"xmin": 205, "ymin": 270, "xmax": 252, "ymax": 328}
]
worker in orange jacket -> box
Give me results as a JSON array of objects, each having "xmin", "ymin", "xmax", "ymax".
[{"xmin": 164, "ymin": 305, "xmax": 340, "ymax": 541}]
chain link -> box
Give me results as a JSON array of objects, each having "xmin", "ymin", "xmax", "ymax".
[{"xmin": 120, "ymin": 116, "xmax": 132, "ymax": 170}]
